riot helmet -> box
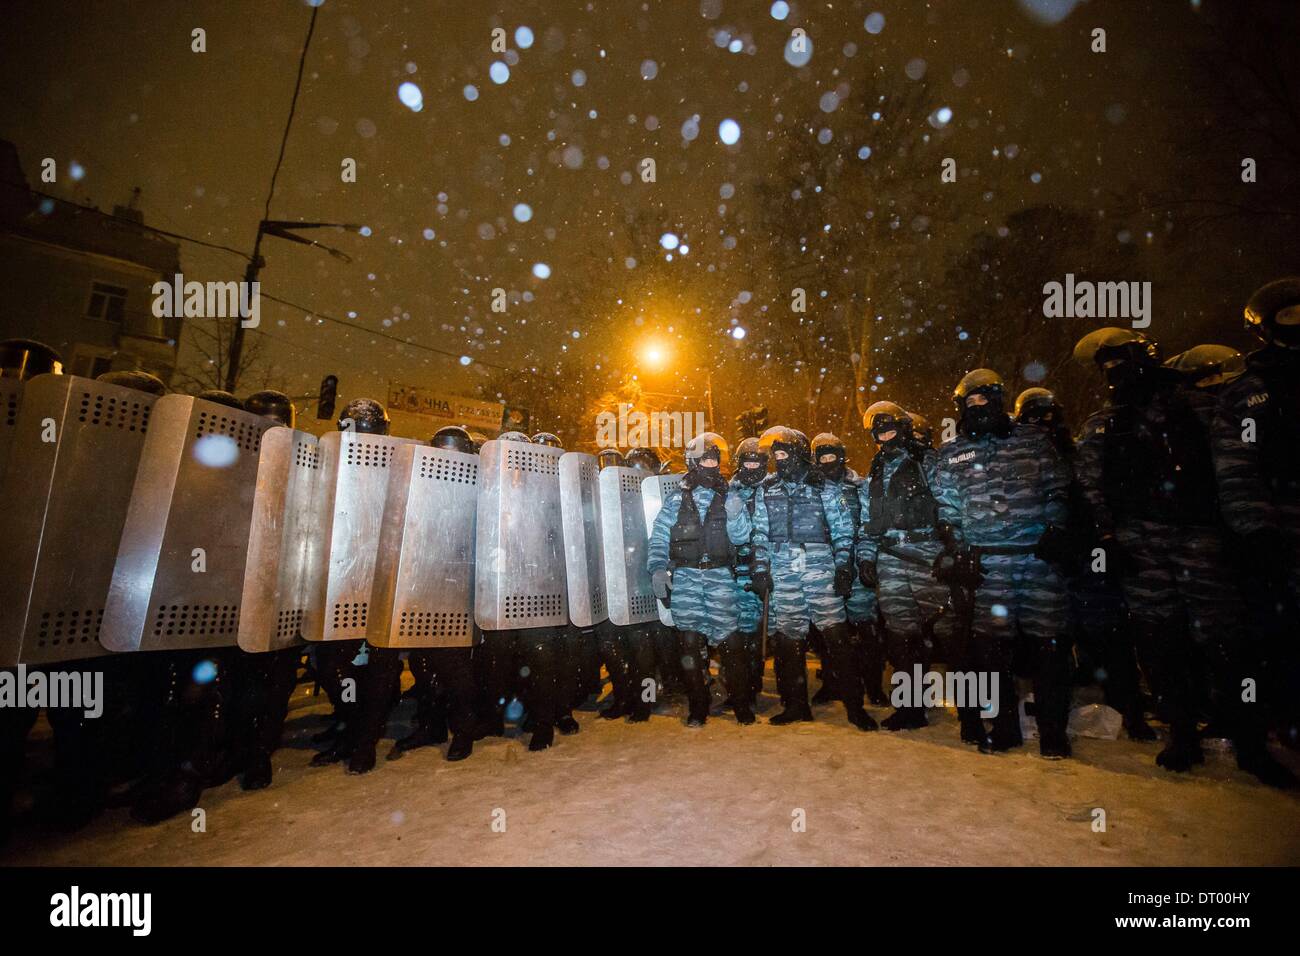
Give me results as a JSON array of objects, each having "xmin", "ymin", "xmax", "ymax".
[
  {"xmin": 625, "ymin": 446, "xmax": 661, "ymax": 474},
  {"xmin": 530, "ymin": 431, "xmax": 563, "ymax": 449},
  {"xmin": 96, "ymin": 369, "xmax": 167, "ymax": 396},
  {"xmin": 497, "ymin": 430, "xmax": 532, "ymax": 444},
  {"xmin": 759, "ymin": 425, "xmax": 811, "ymax": 480},
  {"xmin": 197, "ymin": 389, "xmax": 245, "ymax": 410},
  {"xmin": 731, "ymin": 436, "xmax": 768, "ymax": 486},
  {"xmin": 338, "ymin": 397, "xmax": 390, "ymax": 435},
  {"xmin": 684, "ymin": 431, "xmax": 729, "ymax": 473},
  {"xmin": 811, "ymin": 432, "xmax": 847, "ymax": 481},
  {"xmin": 431, "ymin": 425, "xmax": 474, "ymax": 453},
  {"xmin": 952, "ymin": 369, "xmax": 1011, "ymax": 438},
  {"xmin": 243, "ymin": 389, "xmax": 296, "ymax": 428},
  {"xmin": 864, "ymin": 401, "xmax": 910, "ymax": 449},
  {"xmin": 0, "ymin": 339, "xmax": 62, "ymax": 379},
  {"xmin": 1244, "ymin": 277, "xmax": 1300, "ymax": 349},
  {"xmin": 597, "ymin": 448, "xmax": 625, "ymax": 470},
  {"xmin": 1072, "ymin": 328, "xmax": 1163, "ymax": 404},
  {"xmin": 1163, "ymin": 345, "xmax": 1246, "ymax": 390}
]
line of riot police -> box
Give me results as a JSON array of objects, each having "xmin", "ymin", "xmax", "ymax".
[{"xmin": 2, "ymin": 277, "xmax": 1297, "ymax": 847}]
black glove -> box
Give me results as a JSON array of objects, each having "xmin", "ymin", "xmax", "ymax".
[
  {"xmin": 749, "ymin": 570, "xmax": 773, "ymax": 599},
  {"xmin": 932, "ymin": 549, "xmax": 959, "ymax": 585},
  {"xmin": 651, "ymin": 569, "xmax": 672, "ymax": 608},
  {"xmin": 857, "ymin": 560, "xmax": 878, "ymax": 589},
  {"xmin": 833, "ymin": 565, "xmax": 855, "ymax": 598}
]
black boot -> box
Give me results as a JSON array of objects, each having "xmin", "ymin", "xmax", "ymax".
[
  {"xmin": 446, "ymin": 733, "xmax": 474, "ymax": 761},
  {"xmin": 958, "ymin": 706, "xmax": 985, "ymax": 744},
  {"xmin": 1156, "ymin": 720, "xmax": 1204, "ymax": 771},
  {"xmin": 720, "ymin": 632, "xmax": 755, "ymax": 724},
  {"xmin": 346, "ymin": 648, "xmax": 403, "ymax": 775},
  {"xmin": 743, "ymin": 631, "xmax": 765, "ymax": 703},
  {"xmin": 680, "ymin": 632, "xmax": 712, "ymax": 726},
  {"xmin": 130, "ymin": 767, "xmax": 202, "ymax": 825},
  {"xmin": 769, "ymin": 634, "xmax": 813, "ymax": 725},
  {"xmin": 823, "ymin": 622, "xmax": 877, "ymax": 730},
  {"xmin": 859, "ymin": 621, "xmax": 889, "ymax": 706}
]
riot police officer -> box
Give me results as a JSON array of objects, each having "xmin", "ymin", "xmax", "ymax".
[
  {"xmin": 231, "ymin": 389, "xmax": 308, "ymax": 789},
  {"xmin": 627, "ymin": 446, "xmax": 685, "ymax": 701},
  {"xmin": 1072, "ymin": 330, "xmax": 1275, "ymax": 779},
  {"xmin": 1211, "ymin": 278, "xmax": 1300, "ymax": 783},
  {"xmin": 647, "ymin": 433, "xmax": 751, "ymax": 725},
  {"xmin": 933, "ymin": 370, "xmax": 1072, "ymax": 757},
  {"xmin": 383, "ymin": 425, "xmax": 480, "ymax": 764},
  {"xmin": 748, "ymin": 427, "xmax": 872, "ymax": 729},
  {"xmin": 597, "ymin": 447, "xmax": 658, "ymax": 723},
  {"xmin": 1014, "ymin": 386, "xmax": 1154, "ymax": 742},
  {"xmin": 131, "ymin": 387, "xmax": 249, "ymax": 821},
  {"xmin": 310, "ymin": 398, "xmax": 397, "ymax": 773},
  {"xmin": 858, "ymin": 403, "xmax": 948, "ymax": 730},
  {"xmin": 811, "ymin": 433, "xmax": 886, "ymax": 707},
  {"xmin": 728, "ymin": 437, "xmax": 770, "ymax": 709}
]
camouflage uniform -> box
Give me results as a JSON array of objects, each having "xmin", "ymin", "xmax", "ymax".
[
  {"xmin": 1075, "ymin": 385, "xmax": 1245, "ymax": 768},
  {"xmin": 647, "ymin": 477, "xmax": 751, "ymax": 723},
  {"xmin": 858, "ymin": 443, "xmax": 948, "ymax": 727},
  {"xmin": 729, "ymin": 475, "xmax": 767, "ymax": 702},
  {"xmin": 933, "ymin": 423, "xmax": 1070, "ymax": 749},
  {"xmin": 1212, "ymin": 347, "xmax": 1300, "ymax": 752},
  {"xmin": 749, "ymin": 464, "xmax": 875, "ymax": 728}
]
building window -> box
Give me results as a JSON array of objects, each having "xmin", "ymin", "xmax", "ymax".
[{"xmin": 86, "ymin": 282, "xmax": 128, "ymax": 324}]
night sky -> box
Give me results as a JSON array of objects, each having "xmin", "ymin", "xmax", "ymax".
[{"xmin": 1, "ymin": 0, "xmax": 1292, "ymax": 456}]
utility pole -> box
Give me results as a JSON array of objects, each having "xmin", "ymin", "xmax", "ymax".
[{"xmin": 224, "ymin": 219, "xmax": 356, "ymax": 393}]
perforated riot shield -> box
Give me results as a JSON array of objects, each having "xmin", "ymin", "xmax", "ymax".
[
  {"xmin": 474, "ymin": 439, "xmax": 568, "ymax": 630},
  {"xmin": 559, "ymin": 452, "xmax": 607, "ymax": 628},
  {"xmin": 237, "ymin": 426, "xmax": 322, "ymax": 653},
  {"xmin": 0, "ymin": 374, "xmax": 156, "ymax": 666},
  {"xmin": 0, "ymin": 376, "xmax": 23, "ymax": 478},
  {"xmin": 599, "ymin": 466, "xmax": 659, "ymax": 626},
  {"xmin": 303, "ymin": 431, "xmax": 417, "ymax": 642},
  {"xmin": 641, "ymin": 473, "xmax": 684, "ymax": 627},
  {"xmin": 101, "ymin": 396, "xmax": 272, "ymax": 653},
  {"xmin": 367, "ymin": 444, "xmax": 478, "ymax": 649}
]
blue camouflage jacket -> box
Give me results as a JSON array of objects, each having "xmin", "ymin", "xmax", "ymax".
[
  {"xmin": 746, "ymin": 471, "xmax": 855, "ymax": 573},
  {"xmin": 646, "ymin": 483, "xmax": 752, "ymax": 575},
  {"xmin": 932, "ymin": 424, "xmax": 1069, "ymax": 547}
]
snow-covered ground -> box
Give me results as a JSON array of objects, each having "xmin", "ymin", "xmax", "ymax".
[{"xmin": 7, "ymin": 669, "xmax": 1299, "ymax": 867}]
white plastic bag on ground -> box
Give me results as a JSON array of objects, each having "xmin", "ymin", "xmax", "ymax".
[{"xmin": 1067, "ymin": 703, "xmax": 1123, "ymax": 740}]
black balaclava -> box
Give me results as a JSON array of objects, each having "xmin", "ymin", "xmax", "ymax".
[
  {"xmin": 812, "ymin": 433, "xmax": 846, "ymax": 482},
  {"xmin": 733, "ymin": 437, "xmax": 769, "ymax": 487}
]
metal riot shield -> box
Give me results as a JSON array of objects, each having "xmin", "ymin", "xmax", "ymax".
[
  {"xmin": 0, "ymin": 374, "xmax": 156, "ymax": 666},
  {"xmin": 237, "ymin": 426, "xmax": 322, "ymax": 653},
  {"xmin": 559, "ymin": 452, "xmax": 607, "ymax": 627},
  {"xmin": 474, "ymin": 439, "xmax": 568, "ymax": 630},
  {"xmin": 303, "ymin": 431, "xmax": 417, "ymax": 642},
  {"xmin": 599, "ymin": 466, "xmax": 659, "ymax": 626},
  {"xmin": 0, "ymin": 376, "xmax": 23, "ymax": 478},
  {"xmin": 641, "ymin": 472, "xmax": 685, "ymax": 627},
  {"xmin": 101, "ymin": 396, "xmax": 273, "ymax": 653},
  {"xmin": 367, "ymin": 444, "xmax": 478, "ymax": 649}
]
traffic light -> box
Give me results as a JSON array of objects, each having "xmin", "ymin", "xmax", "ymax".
[
  {"xmin": 735, "ymin": 405, "xmax": 769, "ymax": 439},
  {"xmin": 316, "ymin": 374, "xmax": 338, "ymax": 420}
]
